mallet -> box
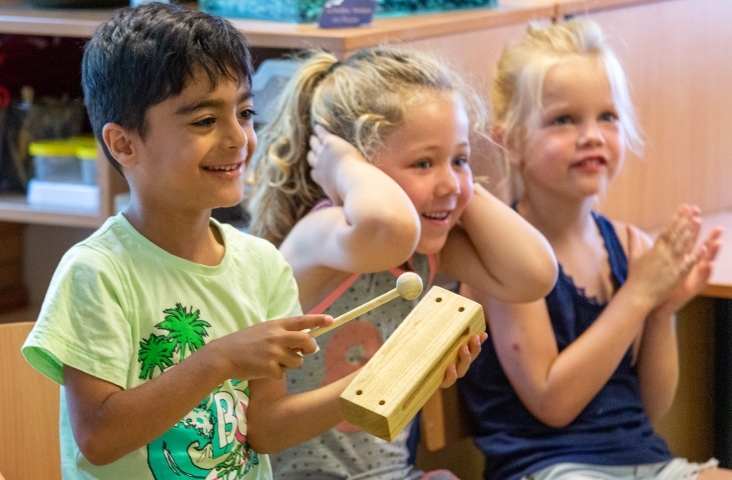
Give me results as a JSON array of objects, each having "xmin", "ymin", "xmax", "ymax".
[{"xmin": 309, "ymin": 271, "xmax": 424, "ymax": 339}]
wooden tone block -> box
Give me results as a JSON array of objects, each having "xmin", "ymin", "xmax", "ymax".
[{"xmin": 340, "ymin": 286, "xmax": 485, "ymax": 441}]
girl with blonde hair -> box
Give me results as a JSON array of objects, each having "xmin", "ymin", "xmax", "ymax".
[
  {"xmin": 248, "ymin": 46, "xmax": 558, "ymax": 479},
  {"xmin": 459, "ymin": 18, "xmax": 729, "ymax": 480}
]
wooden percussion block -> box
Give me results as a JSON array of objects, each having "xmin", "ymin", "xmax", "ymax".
[{"xmin": 340, "ymin": 285, "xmax": 485, "ymax": 441}]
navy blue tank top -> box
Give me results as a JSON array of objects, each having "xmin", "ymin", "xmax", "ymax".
[{"xmin": 458, "ymin": 211, "xmax": 672, "ymax": 480}]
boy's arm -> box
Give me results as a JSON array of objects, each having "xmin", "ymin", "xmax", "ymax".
[
  {"xmin": 438, "ymin": 184, "xmax": 557, "ymax": 303},
  {"xmin": 63, "ymin": 315, "xmax": 330, "ymax": 466},
  {"xmin": 245, "ymin": 374, "xmax": 355, "ymax": 454},
  {"xmin": 279, "ymin": 126, "xmax": 420, "ymax": 278},
  {"xmin": 245, "ymin": 333, "xmax": 485, "ymax": 453}
]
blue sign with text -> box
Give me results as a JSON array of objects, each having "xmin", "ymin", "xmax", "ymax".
[{"xmin": 318, "ymin": 0, "xmax": 376, "ymax": 28}]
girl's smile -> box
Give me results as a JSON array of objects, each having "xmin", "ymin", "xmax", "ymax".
[{"xmin": 373, "ymin": 91, "xmax": 473, "ymax": 254}]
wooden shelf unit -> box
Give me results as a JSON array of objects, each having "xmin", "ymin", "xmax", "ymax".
[{"xmin": 0, "ymin": 0, "xmax": 551, "ymax": 228}]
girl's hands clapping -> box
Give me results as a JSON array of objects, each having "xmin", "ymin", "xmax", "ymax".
[
  {"xmin": 625, "ymin": 205, "xmax": 706, "ymax": 311},
  {"xmin": 653, "ymin": 225, "xmax": 723, "ymax": 318}
]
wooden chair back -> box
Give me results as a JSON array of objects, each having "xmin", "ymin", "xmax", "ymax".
[{"xmin": 0, "ymin": 321, "xmax": 61, "ymax": 479}]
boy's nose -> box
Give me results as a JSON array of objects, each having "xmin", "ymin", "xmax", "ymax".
[{"xmin": 225, "ymin": 117, "xmax": 248, "ymax": 150}]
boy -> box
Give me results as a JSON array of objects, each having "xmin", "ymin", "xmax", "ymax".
[{"xmin": 21, "ymin": 4, "xmax": 337, "ymax": 479}]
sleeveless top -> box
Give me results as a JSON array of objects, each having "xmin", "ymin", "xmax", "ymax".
[
  {"xmin": 271, "ymin": 201, "xmax": 438, "ymax": 479},
  {"xmin": 458, "ymin": 211, "xmax": 672, "ymax": 480}
]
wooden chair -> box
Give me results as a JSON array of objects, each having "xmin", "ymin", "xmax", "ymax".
[
  {"xmin": 0, "ymin": 321, "xmax": 61, "ymax": 479},
  {"xmin": 416, "ymin": 385, "xmax": 485, "ymax": 478}
]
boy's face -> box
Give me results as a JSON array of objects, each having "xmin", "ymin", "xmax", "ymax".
[{"xmin": 127, "ymin": 70, "xmax": 256, "ymax": 214}]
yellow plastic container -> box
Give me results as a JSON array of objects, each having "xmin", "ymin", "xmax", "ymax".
[
  {"xmin": 29, "ymin": 140, "xmax": 80, "ymax": 183},
  {"xmin": 76, "ymin": 144, "xmax": 98, "ymax": 185}
]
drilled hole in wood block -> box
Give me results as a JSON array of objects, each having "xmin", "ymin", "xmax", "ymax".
[
  {"xmin": 458, "ymin": 307, "xmax": 465, "ymax": 312},
  {"xmin": 435, "ymin": 297, "xmax": 442, "ymax": 302},
  {"xmin": 356, "ymin": 390, "xmax": 363, "ymax": 395},
  {"xmin": 379, "ymin": 400, "xmax": 385, "ymax": 405}
]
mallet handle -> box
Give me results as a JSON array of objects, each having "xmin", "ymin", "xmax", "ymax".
[{"xmin": 310, "ymin": 288, "xmax": 400, "ymax": 338}]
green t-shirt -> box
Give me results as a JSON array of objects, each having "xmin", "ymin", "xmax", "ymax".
[{"xmin": 23, "ymin": 213, "xmax": 301, "ymax": 480}]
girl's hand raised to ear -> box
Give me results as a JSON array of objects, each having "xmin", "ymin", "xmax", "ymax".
[{"xmin": 307, "ymin": 124, "xmax": 369, "ymax": 206}]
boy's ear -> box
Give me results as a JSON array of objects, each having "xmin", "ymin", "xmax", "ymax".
[{"xmin": 102, "ymin": 123, "xmax": 137, "ymax": 167}]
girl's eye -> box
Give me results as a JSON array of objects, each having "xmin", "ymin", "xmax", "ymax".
[
  {"xmin": 452, "ymin": 156, "xmax": 469, "ymax": 167},
  {"xmin": 413, "ymin": 159, "xmax": 432, "ymax": 169},
  {"xmin": 599, "ymin": 111, "xmax": 618, "ymax": 122},
  {"xmin": 241, "ymin": 108, "xmax": 257, "ymax": 120},
  {"xmin": 552, "ymin": 115, "xmax": 573, "ymax": 126}
]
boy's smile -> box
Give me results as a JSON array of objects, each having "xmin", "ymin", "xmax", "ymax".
[{"xmin": 123, "ymin": 70, "xmax": 256, "ymax": 217}]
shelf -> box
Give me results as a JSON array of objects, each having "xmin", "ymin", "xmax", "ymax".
[
  {"xmin": 0, "ymin": 0, "xmax": 553, "ymax": 56},
  {"xmin": 0, "ymin": 305, "xmax": 39, "ymax": 324},
  {"xmin": 0, "ymin": 193, "xmax": 102, "ymax": 228}
]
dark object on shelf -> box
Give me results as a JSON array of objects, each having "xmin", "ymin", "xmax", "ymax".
[{"xmin": 24, "ymin": 0, "xmax": 128, "ymax": 7}]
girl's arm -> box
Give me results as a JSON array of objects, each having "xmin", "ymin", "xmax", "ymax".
[
  {"xmin": 463, "ymin": 207, "xmax": 704, "ymax": 427},
  {"xmin": 635, "ymin": 227, "xmax": 722, "ymax": 421},
  {"xmin": 280, "ymin": 126, "xmax": 420, "ymax": 279},
  {"xmin": 439, "ymin": 183, "xmax": 557, "ymax": 303},
  {"xmin": 467, "ymin": 284, "xmax": 655, "ymax": 428}
]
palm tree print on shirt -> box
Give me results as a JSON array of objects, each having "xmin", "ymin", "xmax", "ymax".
[{"xmin": 138, "ymin": 303, "xmax": 211, "ymax": 380}]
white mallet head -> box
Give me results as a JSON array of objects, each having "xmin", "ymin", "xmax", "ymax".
[{"xmin": 395, "ymin": 272, "xmax": 423, "ymax": 300}]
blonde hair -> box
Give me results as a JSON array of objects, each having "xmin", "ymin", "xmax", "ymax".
[
  {"xmin": 248, "ymin": 47, "xmax": 489, "ymax": 246},
  {"xmin": 493, "ymin": 17, "xmax": 642, "ymax": 158}
]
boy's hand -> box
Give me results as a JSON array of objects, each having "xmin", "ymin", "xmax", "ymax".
[
  {"xmin": 214, "ymin": 314, "xmax": 333, "ymax": 381},
  {"xmin": 625, "ymin": 205, "xmax": 703, "ymax": 309},
  {"xmin": 307, "ymin": 124, "xmax": 368, "ymax": 205},
  {"xmin": 440, "ymin": 332, "xmax": 487, "ymax": 388}
]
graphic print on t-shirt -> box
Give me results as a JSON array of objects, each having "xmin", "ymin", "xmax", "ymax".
[{"xmin": 139, "ymin": 303, "xmax": 260, "ymax": 479}]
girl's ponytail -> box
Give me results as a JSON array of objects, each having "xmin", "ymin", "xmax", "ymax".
[{"xmin": 248, "ymin": 51, "xmax": 337, "ymax": 246}]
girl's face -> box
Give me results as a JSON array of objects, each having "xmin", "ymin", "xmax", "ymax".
[
  {"xmin": 373, "ymin": 92, "xmax": 473, "ymax": 255},
  {"xmin": 517, "ymin": 56, "xmax": 624, "ymax": 202}
]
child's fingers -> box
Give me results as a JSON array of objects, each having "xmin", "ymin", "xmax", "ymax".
[
  {"xmin": 703, "ymin": 227, "xmax": 724, "ymax": 261},
  {"xmin": 279, "ymin": 314, "xmax": 334, "ymax": 332},
  {"xmin": 440, "ymin": 364, "xmax": 458, "ymax": 389},
  {"xmin": 313, "ymin": 123, "xmax": 330, "ymax": 139}
]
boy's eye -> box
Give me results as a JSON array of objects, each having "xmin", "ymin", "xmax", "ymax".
[
  {"xmin": 193, "ymin": 117, "xmax": 215, "ymax": 127},
  {"xmin": 240, "ymin": 108, "xmax": 257, "ymax": 120}
]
